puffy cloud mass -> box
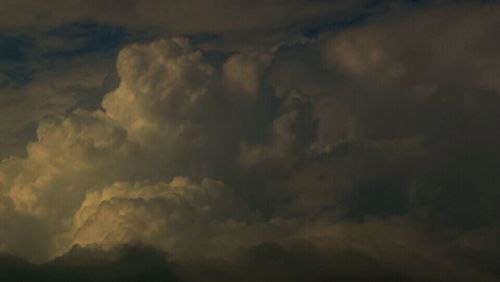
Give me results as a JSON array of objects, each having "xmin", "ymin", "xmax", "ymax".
[
  {"xmin": 0, "ymin": 37, "xmax": 302, "ymax": 262},
  {"xmin": 102, "ymin": 38, "xmax": 215, "ymax": 146},
  {"xmin": 0, "ymin": 2, "xmax": 500, "ymax": 281},
  {"xmin": 223, "ymin": 51, "xmax": 274, "ymax": 97},
  {"xmin": 58, "ymin": 178, "xmax": 235, "ymax": 256}
]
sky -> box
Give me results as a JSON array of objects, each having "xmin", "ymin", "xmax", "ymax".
[{"xmin": 0, "ymin": 0, "xmax": 499, "ymax": 281}]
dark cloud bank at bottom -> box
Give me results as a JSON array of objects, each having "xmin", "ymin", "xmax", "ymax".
[{"xmin": 0, "ymin": 242, "xmax": 483, "ymax": 282}]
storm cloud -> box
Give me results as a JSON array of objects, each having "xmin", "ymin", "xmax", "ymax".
[{"xmin": 0, "ymin": 0, "xmax": 499, "ymax": 281}]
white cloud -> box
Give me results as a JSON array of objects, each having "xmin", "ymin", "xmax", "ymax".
[
  {"xmin": 324, "ymin": 30, "xmax": 405, "ymax": 83},
  {"xmin": 55, "ymin": 177, "xmax": 237, "ymax": 256},
  {"xmin": 102, "ymin": 38, "xmax": 215, "ymax": 147},
  {"xmin": 323, "ymin": 5, "xmax": 500, "ymax": 94},
  {"xmin": 0, "ymin": 55, "xmax": 113, "ymax": 159},
  {"xmin": 223, "ymin": 51, "xmax": 273, "ymax": 97},
  {"xmin": 0, "ymin": 38, "xmax": 295, "ymax": 260},
  {"xmin": 1, "ymin": 109, "xmax": 135, "ymax": 221}
]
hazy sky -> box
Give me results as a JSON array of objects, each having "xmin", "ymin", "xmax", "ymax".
[{"xmin": 0, "ymin": 1, "xmax": 499, "ymax": 281}]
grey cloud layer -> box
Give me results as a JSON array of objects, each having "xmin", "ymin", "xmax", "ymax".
[{"xmin": 0, "ymin": 0, "xmax": 370, "ymax": 32}]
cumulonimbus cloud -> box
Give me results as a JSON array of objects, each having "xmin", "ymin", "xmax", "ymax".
[
  {"xmin": 0, "ymin": 38, "xmax": 301, "ymax": 262},
  {"xmin": 0, "ymin": 4, "xmax": 499, "ymax": 281}
]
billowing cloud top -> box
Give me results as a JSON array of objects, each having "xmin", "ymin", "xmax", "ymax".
[{"xmin": 0, "ymin": 1, "xmax": 499, "ymax": 281}]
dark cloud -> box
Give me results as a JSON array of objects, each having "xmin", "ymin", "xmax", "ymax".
[
  {"xmin": 179, "ymin": 242, "xmax": 414, "ymax": 282},
  {"xmin": 4, "ymin": 242, "xmax": 496, "ymax": 282},
  {"xmin": 0, "ymin": 0, "xmax": 374, "ymax": 33},
  {"xmin": 0, "ymin": 244, "xmax": 180, "ymax": 282},
  {"xmin": 0, "ymin": 1, "xmax": 499, "ymax": 281}
]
